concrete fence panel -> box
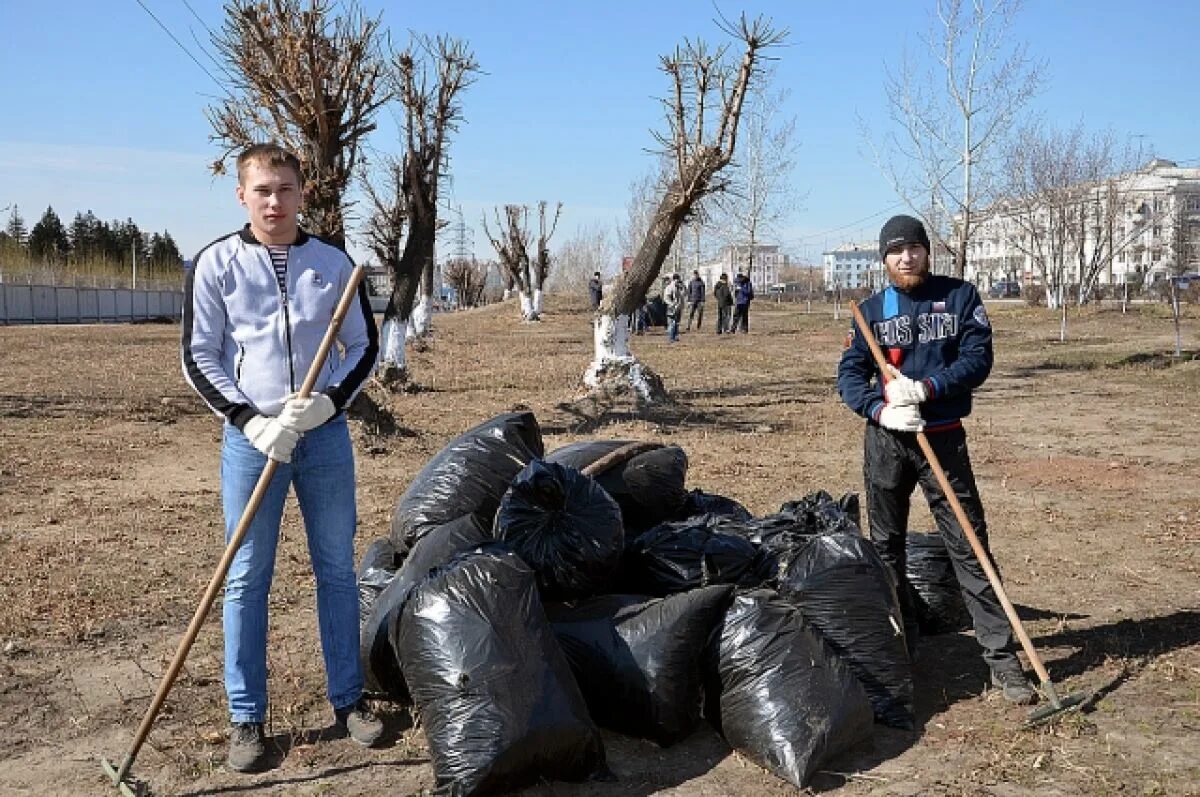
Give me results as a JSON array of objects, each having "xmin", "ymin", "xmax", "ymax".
[
  {"xmin": 98, "ymin": 290, "xmax": 117, "ymax": 321},
  {"xmin": 32, "ymin": 286, "xmax": 57, "ymax": 322},
  {"xmin": 2, "ymin": 285, "xmax": 35, "ymax": 324},
  {"xmin": 79, "ymin": 289, "xmax": 100, "ymax": 322},
  {"xmin": 56, "ymin": 287, "xmax": 80, "ymax": 323}
]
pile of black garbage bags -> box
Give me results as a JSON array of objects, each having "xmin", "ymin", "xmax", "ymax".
[{"xmin": 357, "ymin": 411, "xmax": 967, "ymax": 795}]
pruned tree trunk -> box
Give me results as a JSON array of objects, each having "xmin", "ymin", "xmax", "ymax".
[
  {"xmin": 364, "ymin": 34, "xmax": 479, "ymax": 388},
  {"xmin": 485, "ymin": 205, "xmax": 542, "ymax": 321},
  {"xmin": 582, "ymin": 15, "xmax": 785, "ymax": 402}
]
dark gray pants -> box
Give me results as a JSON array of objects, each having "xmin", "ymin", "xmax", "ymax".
[
  {"xmin": 864, "ymin": 423, "xmax": 1017, "ymax": 668},
  {"xmin": 730, "ymin": 304, "xmax": 749, "ymax": 333},
  {"xmin": 716, "ymin": 305, "xmax": 731, "ymax": 333},
  {"xmin": 686, "ymin": 301, "xmax": 704, "ymax": 330}
]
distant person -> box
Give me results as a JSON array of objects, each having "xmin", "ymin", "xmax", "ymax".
[
  {"xmin": 181, "ymin": 143, "xmax": 384, "ymax": 773},
  {"xmin": 685, "ymin": 270, "xmax": 706, "ymax": 331},
  {"xmin": 663, "ymin": 273, "xmax": 684, "ymax": 342},
  {"xmin": 713, "ymin": 273, "xmax": 733, "ymax": 334},
  {"xmin": 836, "ymin": 214, "xmax": 1035, "ymax": 706},
  {"xmin": 587, "ymin": 271, "xmax": 603, "ymax": 310},
  {"xmin": 730, "ymin": 272, "xmax": 754, "ymax": 333}
]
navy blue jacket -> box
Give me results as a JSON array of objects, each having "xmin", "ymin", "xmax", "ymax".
[{"xmin": 837, "ymin": 275, "xmax": 993, "ymax": 432}]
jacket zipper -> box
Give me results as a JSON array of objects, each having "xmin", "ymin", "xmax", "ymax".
[{"xmin": 280, "ymin": 257, "xmax": 296, "ymax": 393}]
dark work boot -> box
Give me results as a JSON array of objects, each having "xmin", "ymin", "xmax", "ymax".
[
  {"xmin": 989, "ymin": 661, "xmax": 1038, "ymax": 705},
  {"xmin": 226, "ymin": 722, "xmax": 267, "ymax": 772},
  {"xmin": 335, "ymin": 698, "xmax": 384, "ymax": 747}
]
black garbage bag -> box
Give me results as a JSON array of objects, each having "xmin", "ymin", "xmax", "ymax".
[
  {"xmin": 623, "ymin": 518, "xmax": 773, "ymax": 596},
  {"xmin": 493, "ymin": 460, "xmax": 624, "ymax": 601},
  {"xmin": 777, "ymin": 490, "xmax": 862, "ymax": 536},
  {"xmin": 357, "ymin": 537, "xmax": 400, "ymax": 628},
  {"xmin": 390, "ymin": 411, "xmax": 544, "ymax": 551},
  {"xmin": 906, "ymin": 531, "xmax": 971, "ymax": 634},
  {"xmin": 708, "ymin": 511, "xmax": 816, "ymax": 563},
  {"xmin": 775, "ymin": 533, "xmax": 913, "ymax": 729},
  {"xmin": 705, "ymin": 589, "xmax": 874, "ymax": 788},
  {"xmin": 545, "ymin": 441, "xmax": 688, "ymax": 535},
  {"xmin": 676, "ymin": 488, "xmax": 754, "ymax": 522},
  {"xmin": 398, "ymin": 547, "xmax": 608, "ymax": 795},
  {"xmin": 545, "ymin": 585, "xmax": 733, "ymax": 747},
  {"xmin": 362, "ymin": 515, "xmax": 492, "ymax": 701}
]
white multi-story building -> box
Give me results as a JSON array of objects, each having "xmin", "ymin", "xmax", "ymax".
[
  {"xmin": 967, "ymin": 158, "xmax": 1200, "ymax": 290},
  {"xmin": 822, "ymin": 243, "xmax": 881, "ymax": 291},
  {"xmin": 693, "ymin": 244, "xmax": 789, "ymax": 294}
]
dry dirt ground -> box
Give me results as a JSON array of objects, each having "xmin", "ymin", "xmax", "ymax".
[{"xmin": 1, "ymin": 296, "xmax": 1198, "ymax": 797}]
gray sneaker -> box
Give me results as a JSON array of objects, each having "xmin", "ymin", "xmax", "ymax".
[
  {"xmin": 227, "ymin": 722, "xmax": 267, "ymax": 772},
  {"xmin": 335, "ymin": 699, "xmax": 384, "ymax": 747},
  {"xmin": 990, "ymin": 666, "xmax": 1038, "ymax": 705}
]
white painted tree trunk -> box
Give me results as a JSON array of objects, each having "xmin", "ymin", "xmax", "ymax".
[
  {"xmin": 412, "ymin": 296, "xmax": 432, "ymax": 337},
  {"xmin": 583, "ymin": 313, "xmax": 657, "ymax": 401},
  {"xmin": 518, "ymin": 289, "xmax": 536, "ymax": 320},
  {"xmin": 379, "ymin": 317, "xmax": 409, "ymax": 371},
  {"xmin": 503, "ymin": 287, "xmax": 513, "ymax": 301},
  {"xmin": 531, "ymin": 287, "xmax": 544, "ymax": 317}
]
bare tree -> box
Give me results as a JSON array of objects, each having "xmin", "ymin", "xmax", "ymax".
[
  {"xmin": 584, "ymin": 14, "xmax": 786, "ymax": 402},
  {"xmin": 361, "ymin": 34, "xmax": 480, "ymax": 383},
  {"xmin": 442, "ymin": 257, "xmax": 487, "ymax": 308},
  {"xmin": 483, "ymin": 205, "xmax": 538, "ymax": 320},
  {"xmin": 207, "ymin": 0, "xmax": 390, "ymax": 245},
  {"xmin": 549, "ymin": 223, "xmax": 616, "ymax": 296},
  {"xmin": 863, "ymin": 0, "xmax": 1041, "ymax": 278},
  {"xmin": 997, "ymin": 124, "xmax": 1136, "ymax": 339},
  {"xmin": 530, "ymin": 201, "xmax": 563, "ymax": 317},
  {"xmin": 715, "ymin": 77, "xmax": 800, "ymax": 280}
]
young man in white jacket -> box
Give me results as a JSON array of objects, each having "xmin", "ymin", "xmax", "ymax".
[{"xmin": 182, "ymin": 143, "xmax": 381, "ymax": 772}]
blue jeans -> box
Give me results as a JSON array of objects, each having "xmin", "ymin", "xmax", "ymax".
[
  {"xmin": 667, "ymin": 313, "xmax": 681, "ymax": 341},
  {"xmin": 220, "ymin": 415, "xmax": 362, "ymax": 723}
]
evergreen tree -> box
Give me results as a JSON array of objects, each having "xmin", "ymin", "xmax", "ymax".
[
  {"xmin": 69, "ymin": 211, "xmax": 103, "ymax": 260},
  {"xmin": 148, "ymin": 231, "xmax": 183, "ymax": 266},
  {"xmin": 5, "ymin": 206, "xmax": 28, "ymax": 245},
  {"xmin": 28, "ymin": 206, "xmax": 71, "ymax": 262}
]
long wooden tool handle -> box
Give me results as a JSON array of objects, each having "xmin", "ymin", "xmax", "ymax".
[
  {"xmin": 848, "ymin": 301, "xmax": 1053, "ymax": 688},
  {"xmin": 580, "ymin": 441, "xmax": 663, "ymax": 477},
  {"xmin": 114, "ymin": 266, "xmax": 367, "ymax": 783}
]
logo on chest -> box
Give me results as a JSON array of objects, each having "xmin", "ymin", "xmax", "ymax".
[{"xmin": 874, "ymin": 312, "xmax": 957, "ymax": 346}]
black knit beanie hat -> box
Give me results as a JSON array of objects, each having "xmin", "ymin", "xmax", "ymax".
[{"xmin": 879, "ymin": 214, "xmax": 930, "ymax": 260}]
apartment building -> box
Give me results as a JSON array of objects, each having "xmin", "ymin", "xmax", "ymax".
[
  {"xmin": 967, "ymin": 158, "xmax": 1200, "ymax": 290},
  {"xmin": 693, "ymin": 244, "xmax": 790, "ymax": 294},
  {"xmin": 822, "ymin": 243, "xmax": 881, "ymax": 291}
]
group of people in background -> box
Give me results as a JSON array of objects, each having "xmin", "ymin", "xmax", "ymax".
[
  {"xmin": 681, "ymin": 269, "xmax": 755, "ymax": 337},
  {"xmin": 604, "ymin": 268, "xmax": 755, "ymax": 340}
]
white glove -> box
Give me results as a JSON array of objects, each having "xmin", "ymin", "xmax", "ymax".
[
  {"xmin": 243, "ymin": 415, "xmax": 299, "ymax": 463},
  {"xmin": 878, "ymin": 403, "xmax": 925, "ymax": 432},
  {"xmin": 884, "ymin": 365, "xmax": 927, "ymax": 406},
  {"xmin": 277, "ymin": 392, "xmax": 336, "ymax": 433}
]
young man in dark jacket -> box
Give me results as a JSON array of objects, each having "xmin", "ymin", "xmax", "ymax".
[
  {"xmin": 713, "ymin": 273, "xmax": 733, "ymax": 333},
  {"xmin": 685, "ymin": 270, "xmax": 706, "ymax": 331},
  {"xmin": 730, "ymin": 272, "xmax": 754, "ymax": 333},
  {"xmin": 836, "ymin": 214, "xmax": 1036, "ymax": 706},
  {"xmin": 587, "ymin": 271, "xmax": 602, "ymax": 310}
]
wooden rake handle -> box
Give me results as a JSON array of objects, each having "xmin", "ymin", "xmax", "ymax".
[
  {"xmin": 848, "ymin": 300, "xmax": 1053, "ymax": 688},
  {"xmin": 111, "ymin": 266, "xmax": 367, "ymax": 785}
]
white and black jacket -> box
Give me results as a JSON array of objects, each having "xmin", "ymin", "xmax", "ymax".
[{"xmin": 182, "ymin": 226, "xmax": 379, "ymax": 430}]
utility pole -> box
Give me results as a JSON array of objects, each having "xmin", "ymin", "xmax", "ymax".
[{"xmin": 132, "ymin": 241, "xmax": 137, "ymax": 290}]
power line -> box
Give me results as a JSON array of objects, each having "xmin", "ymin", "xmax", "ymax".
[
  {"xmin": 788, "ymin": 202, "xmax": 906, "ymax": 244},
  {"xmin": 133, "ymin": 0, "xmax": 225, "ymax": 90}
]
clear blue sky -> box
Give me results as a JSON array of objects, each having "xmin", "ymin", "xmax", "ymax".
[{"xmin": 2, "ymin": 1, "xmax": 1197, "ymax": 266}]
